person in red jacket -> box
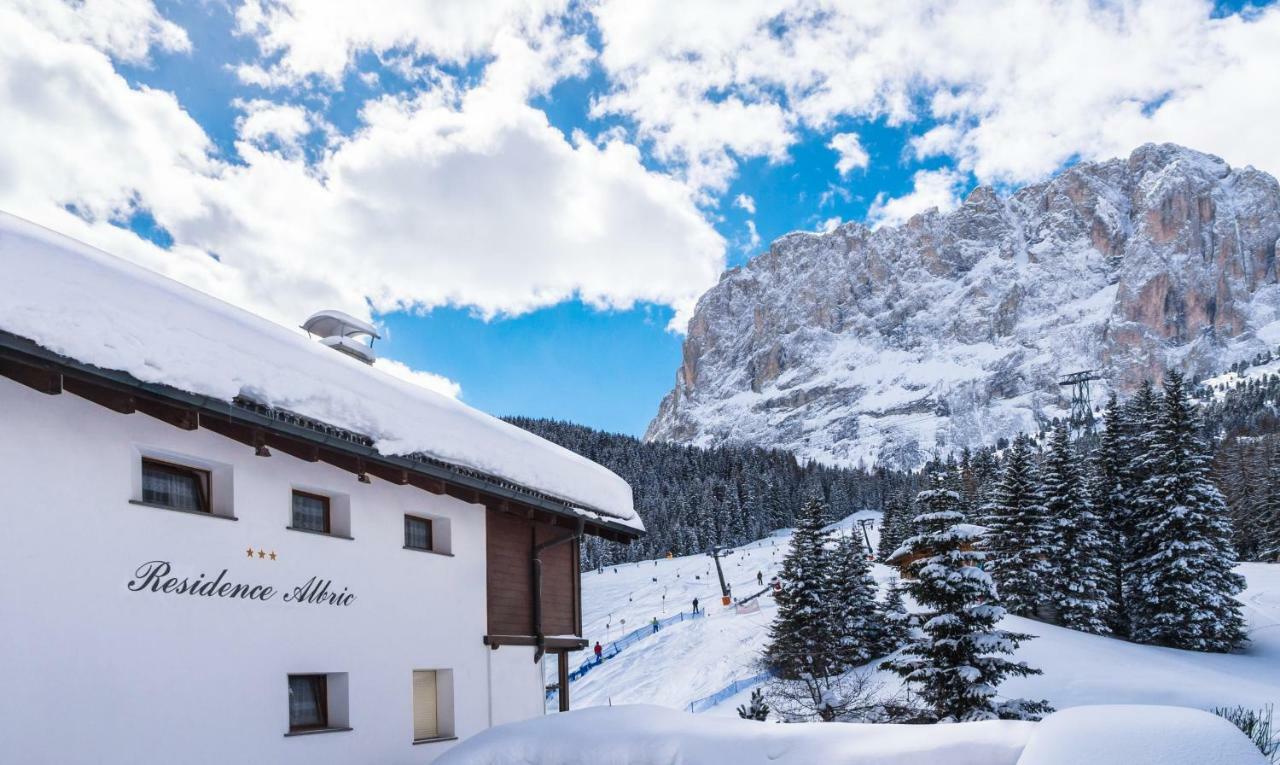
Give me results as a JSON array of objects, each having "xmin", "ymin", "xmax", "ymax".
[{"xmin": 593, "ymin": 642, "xmax": 603, "ymax": 662}]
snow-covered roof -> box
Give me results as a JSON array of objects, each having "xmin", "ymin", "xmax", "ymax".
[{"xmin": 0, "ymin": 212, "xmax": 640, "ymax": 532}]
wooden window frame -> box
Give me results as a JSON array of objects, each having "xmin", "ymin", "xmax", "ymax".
[
  {"xmin": 141, "ymin": 457, "xmax": 211, "ymax": 514},
  {"xmin": 291, "ymin": 490, "xmax": 332, "ymax": 535},
  {"xmin": 287, "ymin": 674, "xmax": 329, "ymax": 733},
  {"xmin": 404, "ymin": 515, "xmax": 433, "ymax": 552}
]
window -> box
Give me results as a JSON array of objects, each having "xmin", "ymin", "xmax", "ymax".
[
  {"xmin": 288, "ymin": 675, "xmax": 328, "ymax": 732},
  {"xmin": 141, "ymin": 458, "xmax": 210, "ymax": 513},
  {"xmin": 412, "ymin": 670, "xmax": 439, "ymax": 741},
  {"xmin": 291, "ymin": 491, "xmax": 330, "ymax": 534},
  {"xmin": 404, "ymin": 515, "xmax": 433, "ymax": 551}
]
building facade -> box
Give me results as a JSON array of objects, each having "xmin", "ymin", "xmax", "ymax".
[{"xmin": 0, "ymin": 214, "xmax": 641, "ymax": 764}]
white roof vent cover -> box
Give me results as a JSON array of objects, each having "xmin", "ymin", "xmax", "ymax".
[{"xmin": 301, "ymin": 310, "xmax": 380, "ymax": 365}]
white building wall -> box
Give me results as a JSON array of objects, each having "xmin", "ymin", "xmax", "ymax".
[{"xmin": 0, "ymin": 378, "xmax": 545, "ymax": 764}]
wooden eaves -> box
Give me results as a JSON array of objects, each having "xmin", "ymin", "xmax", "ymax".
[{"xmin": 0, "ymin": 330, "xmax": 641, "ymax": 544}]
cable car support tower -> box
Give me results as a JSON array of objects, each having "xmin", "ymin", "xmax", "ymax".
[{"xmin": 1058, "ymin": 370, "xmax": 1102, "ymax": 431}]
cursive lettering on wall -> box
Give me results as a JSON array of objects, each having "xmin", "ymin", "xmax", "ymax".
[{"xmin": 126, "ymin": 561, "xmax": 355, "ymax": 606}]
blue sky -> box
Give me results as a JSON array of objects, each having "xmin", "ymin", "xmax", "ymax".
[{"xmin": 4, "ymin": 0, "xmax": 1277, "ymax": 436}]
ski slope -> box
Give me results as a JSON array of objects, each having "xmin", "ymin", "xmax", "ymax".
[{"xmin": 563, "ymin": 512, "xmax": 1280, "ymax": 717}]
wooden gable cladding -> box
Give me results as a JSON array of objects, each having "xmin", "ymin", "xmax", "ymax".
[{"xmin": 485, "ymin": 508, "xmax": 581, "ymax": 641}]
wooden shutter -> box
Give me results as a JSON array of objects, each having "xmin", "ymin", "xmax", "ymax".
[{"xmin": 412, "ymin": 670, "xmax": 438, "ymax": 740}]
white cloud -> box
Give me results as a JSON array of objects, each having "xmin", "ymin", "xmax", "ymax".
[
  {"xmin": 745, "ymin": 219, "xmax": 761, "ymax": 250},
  {"xmin": 866, "ymin": 168, "xmax": 966, "ymax": 229},
  {"xmin": 829, "ymin": 132, "xmax": 869, "ymax": 175},
  {"xmin": 234, "ymin": 99, "xmax": 320, "ymax": 159},
  {"xmin": 733, "ymin": 193, "xmax": 756, "ymax": 215},
  {"xmin": 233, "ymin": 0, "xmax": 573, "ymax": 87},
  {"xmin": 0, "ymin": 3, "xmax": 725, "ymax": 338},
  {"xmin": 589, "ymin": 0, "xmax": 1280, "ymax": 194},
  {"xmin": 373, "ymin": 357, "xmax": 462, "ymax": 399},
  {"xmin": 818, "ymin": 216, "xmax": 842, "ymax": 234},
  {"xmin": 11, "ymin": 0, "xmax": 189, "ymax": 61}
]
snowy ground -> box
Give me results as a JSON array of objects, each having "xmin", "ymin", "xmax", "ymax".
[
  {"xmin": 441, "ymin": 703, "xmax": 1264, "ymax": 765},
  {"xmin": 561, "ymin": 512, "xmax": 1280, "ymax": 718}
]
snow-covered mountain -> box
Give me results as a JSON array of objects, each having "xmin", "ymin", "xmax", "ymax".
[{"xmin": 646, "ymin": 144, "xmax": 1280, "ymax": 469}]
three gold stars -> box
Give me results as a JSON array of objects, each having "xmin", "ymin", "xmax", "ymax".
[{"xmin": 245, "ymin": 547, "xmax": 278, "ymax": 561}]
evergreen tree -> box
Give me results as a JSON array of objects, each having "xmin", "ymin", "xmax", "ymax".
[
  {"xmin": 1126, "ymin": 372, "xmax": 1247, "ymax": 652},
  {"xmin": 1091, "ymin": 394, "xmax": 1131, "ymax": 636},
  {"xmin": 736, "ymin": 688, "xmax": 770, "ymax": 721},
  {"xmin": 879, "ymin": 578, "xmax": 913, "ymax": 653},
  {"xmin": 1257, "ymin": 446, "xmax": 1280, "ymax": 562},
  {"xmin": 827, "ymin": 531, "xmax": 884, "ymax": 668},
  {"xmin": 877, "ymin": 490, "xmax": 910, "ymax": 560},
  {"xmin": 1041, "ymin": 421, "xmax": 1113, "ymax": 633},
  {"xmin": 984, "ymin": 434, "xmax": 1051, "ymax": 617},
  {"xmin": 764, "ymin": 498, "xmax": 838, "ymax": 680},
  {"xmin": 883, "ymin": 485, "xmax": 1050, "ymax": 721}
]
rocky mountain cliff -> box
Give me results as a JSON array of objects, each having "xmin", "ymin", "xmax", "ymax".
[{"xmin": 646, "ymin": 144, "xmax": 1280, "ymax": 469}]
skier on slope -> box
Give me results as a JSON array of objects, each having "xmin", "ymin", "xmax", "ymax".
[
  {"xmin": 692, "ymin": 597, "xmax": 699, "ymax": 614},
  {"xmin": 757, "ymin": 571, "xmax": 763, "ymax": 586},
  {"xmin": 651, "ymin": 616, "xmax": 660, "ymax": 634},
  {"xmin": 593, "ymin": 642, "xmax": 603, "ymax": 663}
]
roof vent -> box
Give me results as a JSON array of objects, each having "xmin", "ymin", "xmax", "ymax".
[{"xmin": 301, "ymin": 310, "xmax": 381, "ymax": 365}]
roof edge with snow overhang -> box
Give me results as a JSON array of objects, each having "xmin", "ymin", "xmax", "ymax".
[{"xmin": 0, "ymin": 211, "xmax": 642, "ymax": 539}]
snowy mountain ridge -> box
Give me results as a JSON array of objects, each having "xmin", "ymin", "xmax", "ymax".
[{"xmin": 646, "ymin": 144, "xmax": 1280, "ymax": 469}]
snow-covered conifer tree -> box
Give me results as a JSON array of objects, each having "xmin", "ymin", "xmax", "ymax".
[
  {"xmin": 1090, "ymin": 394, "xmax": 1131, "ymax": 635},
  {"xmin": 983, "ymin": 434, "xmax": 1050, "ymax": 617},
  {"xmin": 1041, "ymin": 421, "xmax": 1113, "ymax": 633},
  {"xmin": 883, "ymin": 484, "xmax": 1050, "ymax": 721},
  {"xmin": 1256, "ymin": 446, "xmax": 1280, "ymax": 562},
  {"xmin": 879, "ymin": 578, "xmax": 912, "ymax": 654},
  {"xmin": 764, "ymin": 498, "xmax": 837, "ymax": 679},
  {"xmin": 827, "ymin": 530, "xmax": 883, "ymax": 668},
  {"xmin": 736, "ymin": 688, "xmax": 770, "ymax": 721},
  {"xmin": 1126, "ymin": 371, "xmax": 1247, "ymax": 652}
]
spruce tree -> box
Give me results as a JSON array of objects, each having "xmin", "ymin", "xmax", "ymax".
[
  {"xmin": 1126, "ymin": 371, "xmax": 1247, "ymax": 652},
  {"xmin": 883, "ymin": 485, "xmax": 1050, "ymax": 721},
  {"xmin": 1041, "ymin": 421, "xmax": 1113, "ymax": 633},
  {"xmin": 984, "ymin": 434, "xmax": 1051, "ymax": 617},
  {"xmin": 879, "ymin": 578, "xmax": 913, "ymax": 653},
  {"xmin": 1091, "ymin": 394, "xmax": 1131, "ymax": 635},
  {"xmin": 877, "ymin": 490, "xmax": 908, "ymax": 560},
  {"xmin": 1257, "ymin": 446, "xmax": 1280, "ymax": 562},
  {"xmin": 765, "ymin": 498, "xmax": 838, "ymax": 679},
  {"xmin": 827, "ymin": 531, "xmax": 884, "ymax": 668},
  {"xmin": 736, "ymin": 688, "xmax": 770, "ymax": 721}
]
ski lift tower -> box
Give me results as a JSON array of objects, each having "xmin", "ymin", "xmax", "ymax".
[
  {"xmin": 1058, "ymin": 370, "xmax": 1102, "ymax": 430},
  {"xmin": 706, "ymin": 545, "xmax": 731, "ymax": 606}
]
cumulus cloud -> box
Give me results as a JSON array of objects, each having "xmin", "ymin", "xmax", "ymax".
[
  {"xmin": 589, "ymin": 0, "xmax": 1280, "ymax": 193},
  {"xmin": 866, "ymin": 169, "xmax": 966, "ymax": 229},
  {"xmin": 0, "ymin": 3, "xmax": 724, "ymax": 335},
  {"xmin": 233, "ymin": 0, "xmax": 573, "ymax": 87},
  {"xmin": 11, "ymin": 0, "xmax": 189, "ymax": 61},
  {"xmin": 733, "ymin": 193, "xmax": 756, "ymax": 215},
  {"xmin": 829, "ymin": 132, "xmax": 869, "ymax": 176},
  {"xmin": 373, "ymin": 357, "xmax": 462, "ymax": 399},
  {"xmin": 818, "ymin": 216, "xmax": 842, "ymax": 234}
]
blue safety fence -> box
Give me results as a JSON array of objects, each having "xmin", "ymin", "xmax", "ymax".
[
  {"xmin": 686, "ymin": 671, "xmax": 774, "ymax": 713},
  {"xmin": 545, "ymin": 609, "xmax": 707, "ymax": 701}
]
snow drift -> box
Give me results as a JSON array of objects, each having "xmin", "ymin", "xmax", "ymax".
[{"xmin": 437, "ymin": 703, "xmax": 1265, "ymax": 765}]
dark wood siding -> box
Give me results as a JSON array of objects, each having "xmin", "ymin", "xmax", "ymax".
[{"xmin": 486, "ymin": 509, "xmax": 581, "ymax": 638}]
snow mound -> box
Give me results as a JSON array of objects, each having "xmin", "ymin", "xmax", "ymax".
[
  {"xmin": 438, "ymin": 704, "xmax": 1265, "ymax": 765},
  {"xmin": 0, "ymin": 211, "xmax": 639, "ymax": 530},
  {"xmin": 1016, "ymin": 705, "xmax": 1266, "ymax": 765},
  {"xmin": 437, "ymin": 704, "xmax": 1033, "ymax": 765}
]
